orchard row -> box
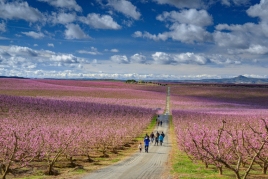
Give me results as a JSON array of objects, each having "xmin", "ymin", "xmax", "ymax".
[{"xmin": 0, "ymin": 95, "xmax": 158, "ymax": 178}]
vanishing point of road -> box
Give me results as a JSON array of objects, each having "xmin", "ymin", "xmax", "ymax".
[{"xmin": 81, "ymin": 87, "xmax": 172, "ymax": 179}]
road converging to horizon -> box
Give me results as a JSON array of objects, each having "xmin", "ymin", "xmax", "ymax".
[{"xmin": 81, "ymin": 114, "xmax": 171, "ymax": 179}]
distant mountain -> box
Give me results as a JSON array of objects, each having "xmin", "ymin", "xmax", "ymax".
[
  {"xmin": 151, "ymin": 75, "xmax": 268, "ymax": 84},
  {"xmin": 196, "ymin": 75, "xmax": 268, "ymax": 84},
  {"xmin": 0, "ymin": 76, "xmax": 28, "ymax": 79},
  {"xmin": 1, "ymin": 75, "xmax": 268, "ymax": 84}
]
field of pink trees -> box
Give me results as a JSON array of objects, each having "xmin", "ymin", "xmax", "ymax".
[
  {"xmin": 172, "ymin": 84, "xmax": 268, "ymax": 179},
  {"xmin": 0, "ymin": 79, "xmax": 167, "ymax": 179}
]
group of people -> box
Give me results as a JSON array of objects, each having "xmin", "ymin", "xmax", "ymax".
[{"xmin": 139, "ymin": 131, "xmax": 165, "ymax": 153}]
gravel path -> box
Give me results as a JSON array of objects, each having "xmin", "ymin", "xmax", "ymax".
[{"xmin": 81, "ymin": 114, "xmax": 171, "ymax": 179}]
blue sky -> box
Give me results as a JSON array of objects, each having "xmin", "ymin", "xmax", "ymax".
[{"xmin": 0, "ymin": 0, "xmax": 267, "ymax": 80}]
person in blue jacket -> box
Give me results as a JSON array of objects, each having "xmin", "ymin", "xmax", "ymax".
[
  {"xmin": 159, "ymin": 134, "xmax": 164, "ymax": 146},
  {"xmin": 144, "ymin": 137, "xmax": 150, "ymax": 153}
]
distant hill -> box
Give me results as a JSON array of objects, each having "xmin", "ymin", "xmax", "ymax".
[
  {"xmin": 1, "ymin": 75, "xmax": 268, "ymax": 84},
  {"xmin": 0, "ymin": 76, "xmax": 28, "ymax": 79},
  {"xmin": 185, "ymin": 75, "xmax": 268, "ymax": 84}
]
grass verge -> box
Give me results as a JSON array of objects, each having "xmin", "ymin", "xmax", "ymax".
[{"xmin": 169, "ymin": 116, "xmax": 234, "ymax": 179}]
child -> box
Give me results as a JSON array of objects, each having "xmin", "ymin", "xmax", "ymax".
[{"xmin": 138, "ymin": 143, "xmax": 142, "ymax": 152}]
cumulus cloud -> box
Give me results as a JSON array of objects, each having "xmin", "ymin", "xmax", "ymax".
[
  {"xmin": 209, "ymin": 54, "xmax": 242, "ymax": 65},
  {"xmin": 0, "ymin": 45, "xmax": 88, "ymax": 74},
  {"xmin": 111, "ymin": 49, "xmax": 119, "ymax": 52},
  {"xmin": 107, "ymin": 0, "xmax": 141, "ymax": 20},
  {"xmin": 38, "ymin": 0, "xmax": 82, "ymax": 12},
  {"xmin": 247, "ymin": 0, "xmax": 268, "ymax": 22},
  {"xmin": 21, "ymin": 31, "xmax": 45, "ymax": 39},
  {"xmin": 110, "ymin": 55, "xmax": 130, "ymax": 64},
  {"xmin": 0, "ymin": 1, "xmax": 43, "ymax": 22},
  {"xmin": 150, "ymin": 52, "xmax": 244, "ymax": 66},
  {"xmin": 77, "ymin": 47, "xmax": 102, "ymax": 55},
  {"xmin": 227, "ymin": 44, "xmax": 268, "ymax": 55},
  {"xmin": 0, "ymin": 21, "xmax": 6, "ymax": 32},
  {"xmin": 51, "ymin": 54, "xmax": 79, "ymax": 63},
  {"xmin": 50, "ymin": 12, "xmax": 76, "ymax": 24},
  {"xmin": 134, "ymin": 23, "xmax": 212, "ymax": 43},
  {"xmin": 2, "ymin": 45, "xmax": 38, "ymax": 57},
  {"xmin": 64, "ymin": 24, "xmax": 90, "ymax": 39},
  {"xmin": 134, "ymin": 9, "xmax": 212, "ymax": 43},
  {"xmin": 213, "ymin": 0, "xmax": 268, "ymax": 56},
  {"xmin": 130, "ymin": 53, "xmax": 146, "ymax": 63},
  {"xmin": 156, "ymin": 9, "xmax": 213, "ymax": 27},
  {"xmin": 173, "ymin": 53, "xmax": 208, "ymax": 65},
  {"xmin": 79, "ymin": 13, "xmax": 121, "ymax": 29}
]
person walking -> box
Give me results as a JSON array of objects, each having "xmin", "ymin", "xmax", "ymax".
[
  {"xmin": 150, "ymin": 132, "xmax": 155, "ymax": 143},
  {"xmin": 144, "ymin": 133, "xmax": 149, "ymax": 139},
  {"xmin": 161, "ymin": 131, "xmax": 165, "ymax": 142},
  {"xmin": 159, "ymin": 134, "xmax": 164, "ymax": 146},
  {"xmin": 155, "ymin": 131, "xmax": 160, "ymax": 146},
  {"xmin": 144, "ymin": 137, "xmax": 150, "ymax": 153},
  {"xmin": 138, "ymin": 143, "xmax": 142, "ymax": 152},
  {"xmin": 160, "ymin": 120, "xmax": 163, "ymax": 126}
]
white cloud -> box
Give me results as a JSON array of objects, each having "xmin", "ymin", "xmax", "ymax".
[
  {"xmin": 79, "ymin": 13, "xmax": 121, "ymax": 29},
  {"xmin": 48, "ymin": 43, "xmax": 54, "ymax": 47},
  {"xmin": 213, "ymin": 31, "xmax": 249, "ymax": 48},
  {"xmin": 0, "ymin": 1, "xmax": 43, "ymax": 22},
  {"xmin": 21, "ymin": 31, "xmax": 45, "ymax": 39},
  {"xmin": 227, "ymin": 44, "xmax": 268, "ymax": 55},
  {"xmin": 156, "ymin": 9, "xmax": 213, "ymax": 27},
  {"xmin": 34, "ymin": 44, "xmax": 38, "ymax": 47},
  {"xmin": 50, "ymin": 12, "xmax": 76, "ymax": 24},
  {"xmin": 151, "ymin": 52, "xmax": 244, "ymax": 66},
  {"xmin": 134, "ymin": 9, "xmax": 212, "ymax": 43},
  {"xmin": 173, "ymin": 52, "xmax": 208, "ymax": 65},
  {"xmin": 38, "ymin": 0, "xmax": 82, "ymax": 12},
  {"xmin": 212, "ymin": 1, "xmax": 268, "ymax": 56},
  {"xmin": 247, "ymin": 0, "xmax": 268, "ymax": 22},
  {"xmin": 0, "ymin": 45, "xmax": 88, "ymax": 73},
  {"xmin": 152, "ymin": 52, "xmax": 173, "ymax": 64},
  {"xmin": 221, "ymin": 0, "xmax": 250, "ymax": 6},
  {"xmin": 107, "ymin": 0, "xmax": 141, "ymax": 20},
  {"xmin": 130, "ymin": 53, "xmax": 146, "ymax": 63},
  {"xmin": 51, "ymin": 54, "xmax": 79, "ymax": 63},
  {"xmin": 77, "ymin": 47, "xmax": 102, "ymax": 55},
  {"xmin": 135, "ymin": 23, "xmax": 212, "ymax": 43},
  {"xmin": 0, "ymin": 21, "xmax": 6, "ymax": 32},
  {"xmin": 209, "ymin": 54, "xmax": 241, "ymax": 65},
  {"xmin": 3, "ymin": 45, "xmax": 38, "ymax": 57},
  {"xmin": 110, "ymin": 55, "xmax": 130, "ymax": 64},
  {"xmin": 64, "ymin": 24, "xmax": 90, "ymax": 39},
  {"xmin": 111, "ymin": 49, "xmax": 119, "ymax": 52}
]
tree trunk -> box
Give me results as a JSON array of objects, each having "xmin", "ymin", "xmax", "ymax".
[
  {"xmin": 205, "ymin": 162, "xmax": 208, "ymax": 169},
  {"xmin": 235, "ymin": 171, "xmax": 241, "ymax": 179},
  {"xmin": 263, "ymin": 163, "xmax": 268, "ymax": 175},
  {"xmin": 218, "ymin": 166, "xmax": 223, "ymax": 175},
  {"xmin": 48, "ymin": 163, "xmax": 54, "ymax": 175},
  {"xmin": 87, "ymin": 155, "xmax": 94, "ymax": 162}
]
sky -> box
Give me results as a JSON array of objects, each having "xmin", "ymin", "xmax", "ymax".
[{"xmin": 0, "ymin": 0, "xmax": 268, "ymax": 80}]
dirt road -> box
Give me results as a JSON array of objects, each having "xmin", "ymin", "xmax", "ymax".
[{"xmin": 81, "ymin": 114, "xmax": 171, "ymax": 179}]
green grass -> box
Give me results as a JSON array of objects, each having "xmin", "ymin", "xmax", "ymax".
[
  {"xmin": 169, "ymin": 116, "xmax": 234, "ymax": 179},
  {"xmin": 172, "ymin": 151, "xmax": 234, "ymax": 179},
  {"xmin": 136, "ymin": 115, "xmax": 157, "ymax": 141}
]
